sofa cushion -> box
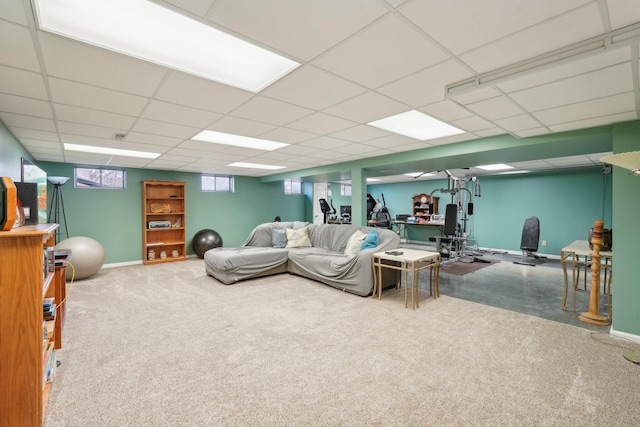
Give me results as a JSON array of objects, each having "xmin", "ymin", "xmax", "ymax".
[
  {"xmin": 286, "ymin": 226, "xmax": 312, "ymax": 248},
  {"xmin": 344, "ymin": 230, "xmax": 366, "ymax": 258},
  {"xmin": 361, "ymin": 229, "xmax": 379, "ymax": 250},
  {"xmin": 272, "ymin": 228, "xmax": 287, "ymax": 248}
]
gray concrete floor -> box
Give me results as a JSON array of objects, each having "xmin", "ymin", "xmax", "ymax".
[{"xmin": 406, "ymin": 243, "xmax": 612, "ymax": 332}]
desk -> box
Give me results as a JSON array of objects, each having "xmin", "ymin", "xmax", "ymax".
[
  {"xmin": 392, "ymin": 220, "xmax": 443, "ymax": 240},
  {"xmin": 560, "ymin": 240, "xmax": 612, "ymax": 318},
  {"xmin": 372, "ymin": 249, "xmax": 440, "ymax": 309}
]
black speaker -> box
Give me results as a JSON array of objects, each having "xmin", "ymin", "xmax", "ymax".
[
  {"xmin": 16, "ymin": 182, "xmax": 38, "ymax": 225},
  {"xmin": 428, "ymin": 203, "xmax": 434, "ymax": 214}
]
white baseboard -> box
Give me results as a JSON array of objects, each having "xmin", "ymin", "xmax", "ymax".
[
  {"xmin": 103, "ymin": 254, "xmax": 199, "ymax": 269},
  {"xmin": 610, "ymin": 327, "xmax": 640, "ymax": 345}
]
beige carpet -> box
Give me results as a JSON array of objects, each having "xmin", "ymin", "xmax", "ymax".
[{"xmin": 45, "ymin": 259, "xmax": 640, "ymax": 426}]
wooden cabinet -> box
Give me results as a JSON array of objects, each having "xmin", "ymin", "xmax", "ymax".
[
  {"xmin": 142, "ymin": 180, "xmax": 186, "ymax": 264},
  {"xmin": 412, "ymin": 193, "xmax": 439, "ymax": 219},
  {"xmin": 0, "ymin": 223, "xmax": 59, "ymax": 427}
]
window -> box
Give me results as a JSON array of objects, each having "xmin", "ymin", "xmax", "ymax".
[
  {"xmin": 74, "ymin": 166, "xmax": 126, "ymax": 189},
  {"xmin": 284, "ymin": 179, "xmax": 302, "ymax": 195},
  {"xmin": 341, "ymin": 184, "xmax": 352, "ymax": 196},
  {"xmin": 202, "ymin": 174, "xmax": 234, "ymax": 192}
]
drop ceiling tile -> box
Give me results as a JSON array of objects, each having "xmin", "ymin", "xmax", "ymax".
[
  {"xmin": 8, "ymin": 127, "xmax": 58, "ymax": 141},
  {"xmin": 459, "ymin": 3, "xmax": 603, "ymax": 73},
  {"xmin": 230, "ymin": 96, "xmax": 313, "ymax": 126},
  {"xmin": 513, "ymin": 128, "xmax": 552, "ymax": 138},
  {"xmin": 278, "ymin": 144, "xmax": 322, "ymax": 156},
  {"xmin": 607, "ymin": 0, "xmax": 640, "ymax": 30},
  {"xmin": 17, "ymin": 138, "xmax": 61, "ymax": 149},
  {"xmin": 48, "ymin": 78, "xmax": 148, "ymax": 116},
  {"xmin": 262, "ymin": 66, "xmax": 367, "ymax": 110},
  {"xmin": 0, "ymin": 66, "xmax": 48, "ymax": 99},
  {"xmin": 125, "ymin": 132, "xmax": 183, "ymax": 147},
  {"xmin": 296, "ymin": 136, "xmax": 351, "ymax": 150},
  {"xmin": 142, "ymin": 100, "xmax": 221, "ymax": 128},
  {"xmin": 155, "ymin": 72, "xmax": 254, "ymax": 113},
  {"xmin": 0, "ymin": 112, "xmax": 56, "ymax": 131},
  {"xmin": 419, "ymin": 100, "xmax": 474, "ymax": 122},
  {"xmin": 287, "ymin": 112, "xmax": 357, "ymax": 134},
  {"xmin": 363, "ymin": 133, "xmax": 421, "ymax": 149},
  {"xmin": 473, "ymin": 128, "xmax": 508, "ymax": 138},
  {"xmin": 533, "ymin": 92, "xmax": 636, "ymax": 126},
  {"xmin": 161, "ymin": 0, "xmax": 214, "ymax": 17},
  {"xmin": 132, "ymin": 118, "xmax": 200, "ymax": 139},
  {"xmin": 466, "ymin": 96, "xmax": 525, "ymax": 121},
  {"xmin": 207, "ymin": 0, "xmax": 388, "ymax": 61},
  {"xmin": 509, "ymin": 62, "xmax": 633, "ymax": 112},
  {"xmin": 329, "ymin": 125, "xmax": 389, "ymax": 142},
  {"xmin": 448, "ymin": 86, "xmax": 501, "ymax": 105},
  {"xmin": 0, "ymin": 93, "xmax": 52, "ymax": 118},
  {"xmin": 58, "ymin": 122, "xmax": 126, "ymax": 140},
  {"xmin": 493, "ymin": 114, "xmax": 542, "ymax": 132},
  {"xmin": 54, "ymin": 104, "xmax": 136, "ymax": 130},
  {"xmin": 323, "ymin": 91, "xmax": 408, "ymax": 123},
  {"xmin": 400, "ymin": 0, "xmax": 592, "ymax": 55},
  {"xmin": 548, "ymin": 111, "xmax": 638, "ymax": 133},
  {"xmin": 377, "ymin": 60, "xmax": 474, "ymax": 107},
  {"xmin": 0, "ymin": 20, "xmax": 40, "ymax": 72},
  {"xmin": 206, "ymin": 116, "xmax": 278, "ymax": 137},
  {"xmin": 259, "ymin": 127, "xmax": 317, "ymax": 144},
  {"xmin": 496, "ymin": 46, "xmax": 631, "ymax": 94},
  {"xmin": 449, "ymin": 115, "xmax": 494, "ymax": 132},
  {"xmin": 0, "ymin": 0, "xmax": 29, "ymax": 25},
  {"xmin": 314, "ymin": 14, "xmax": 449, "ymax": 89},
  {"xmin": 39, "ymin": 33, "xmax": 167, "ymax": 97}
]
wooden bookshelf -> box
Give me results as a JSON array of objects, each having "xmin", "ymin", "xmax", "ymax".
[
  {"xmin": 142, "ymin": 180, "xmax": 186, "ymax": 264},
  {"xmin": 0, "ymin": 223, "xmax": 59, "ymax": 426}
]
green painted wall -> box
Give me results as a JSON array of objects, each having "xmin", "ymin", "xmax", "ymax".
[
  {"xmin": 367, "ymin": 168, "xmax": 611, "ymax": 255},
  {"xmin": 611, "ymin": 121, "xmax": 640, "ymax": 337},
  {"xmin": 40, "ymin": 161, "xmax": 306, "ymax": 264},
  {"xmin": 0, "ymin": 123, "xmax": 33, "ymax": 181}
]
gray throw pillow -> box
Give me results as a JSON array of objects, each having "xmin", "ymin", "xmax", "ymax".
[{"xmin": 272, "ymin": 228, "xmax": 287, "ymax": 248}]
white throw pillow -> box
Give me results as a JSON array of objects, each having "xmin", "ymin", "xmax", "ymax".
[
  {"xmin": 285, "ymin": 227, "xmax": 312, "ymax": 248},
  {"xmin": 344, "ymin": 230, "xmax": 366, "ymax": 258}
]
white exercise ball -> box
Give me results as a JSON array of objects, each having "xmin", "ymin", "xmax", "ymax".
[{"xmin": 55, "ymin": 236, "xmax": 105, "ymax": 280}]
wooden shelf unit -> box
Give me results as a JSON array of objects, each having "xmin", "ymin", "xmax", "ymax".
[
  {"xmin": 142, "ymin": 180, "xmax": 186, "ymax": 265},
  {"xmin": 0, "ymin": 223, "xmax": 59, "ymax": 427},
  {"xmin": 412, "ymin": 193, "xmax": 439, "ymax": 220}
]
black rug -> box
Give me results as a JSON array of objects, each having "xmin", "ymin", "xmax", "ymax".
[{"xmin": 440, "ymin": 259, "xmax": 498, "ymax": 275}]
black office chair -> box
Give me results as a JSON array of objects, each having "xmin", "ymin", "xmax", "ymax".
[{"xmin": 513, "ymin": 216, "xmax": 545, "ymax": 266}]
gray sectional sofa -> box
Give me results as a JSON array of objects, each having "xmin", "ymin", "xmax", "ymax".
[{"xmin": 204, "ymin": 221, "xmax": 401, "ymax": 296}]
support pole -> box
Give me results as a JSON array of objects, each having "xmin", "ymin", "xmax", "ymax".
[{"xmin": 579, "ymin": 220, "xmax": 610, "ymax": 326}]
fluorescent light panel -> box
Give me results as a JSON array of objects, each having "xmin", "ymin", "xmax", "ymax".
[
  {"xmin": 64, "ymin": 143, "xmax": 160, "ymax": 158},
  {"xmin": 404, "ymin": 172, "xmax": 435, "ymax": 177},
  {"xmin": 227, "ymin": 162, "xmax": 285, "ymax": 170},
  {"xmin": 366, "ymin": 178, "xmax": 381, "ymax": 182},
  {"xmin": 192, "ymin": 130, "xmax": 289, "ymax": 151},
  {"xmin": 32, "ymin": 0, "xmax": 300, "ymax": 92},
  {"xmin": 368, "ymin": 110, "xmax": 464, "ymax": 141},
  {"xmin": 476, "ymin": 163, "xmax": 513, "ymax": 171}
]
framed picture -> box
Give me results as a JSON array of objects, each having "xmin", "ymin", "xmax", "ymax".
[{"xmin": 21, "ymin": 158, "xmax": 47, "ymax": 223}]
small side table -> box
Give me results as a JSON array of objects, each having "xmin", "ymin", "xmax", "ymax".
[{"xmin": 372, "ymin": 249, "xmax": 441, "ymax": 309}]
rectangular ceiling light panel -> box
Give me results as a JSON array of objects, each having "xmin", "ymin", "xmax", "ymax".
[
  {"xmin": 192, "ymin": 130, "xmax": 289, "ymax": 151},
  {"xmin": 368, "ymin": 110, "xmax": 464, "ymax": 141},
  {"xmin": 64, "ymin": 143, "xmax": 160, "ymax": 158},
  {"xmin": 32, "ymin": 0, "xmax": 300, "ymax": 92},
  {"xmin": 227, "ymin": 162, "xmax": 285, "ymax": 170}
]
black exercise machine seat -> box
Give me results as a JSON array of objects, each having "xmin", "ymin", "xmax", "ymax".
[{"xmin": 514, "ymin": 216, "xmax": 543, "ymax": 266}]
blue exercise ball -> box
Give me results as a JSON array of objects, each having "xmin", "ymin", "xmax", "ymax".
[{"xmin": 192, "ymin": 229, "xmax": 223, "ymax": 258}]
